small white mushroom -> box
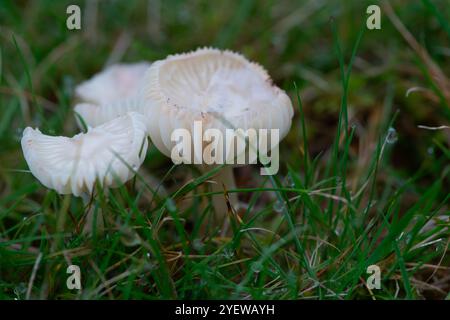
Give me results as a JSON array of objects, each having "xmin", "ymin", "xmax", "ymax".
[
  {"xmin": 75, "ymin": 62, "xmax": 151, "ymax": 105},
  {"xmin": 75, "ymin": 98, "xmax": 147, "ymax": 128},
  {"xmin": 143, "ymin": 48, "xmax": 294, "ymax": 221},
  {"xmin": 74, "ymin": 62, "xmax": 151, "ymax": 128},
  {"xmin": 21, "ymin": 112, "xmax": 148, "ymax": 197}
]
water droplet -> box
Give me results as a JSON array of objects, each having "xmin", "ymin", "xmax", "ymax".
[
  {"xmin": 178, "ymin": 6, "xmax": 191, "ymax": 23},
  {"xmin": 269, "ymin": 267, "xmax": 280, "ymax": 276},
  {"xmin": 144, "ymin": 262, "xmax": 157, "ymax": 272},
  {"xmin": 14, "ymin": 283, "xmax": 27, "ymax": 299},
  {"xmin": 165, "ymin": 199, "xmax": 177, "ymax": 212},
  {"xmin": 435, "ymin": 239, "xmax": 444, "ymax": 252},
  {"xmin": 386, "ymin": 127, "xmax": 398, "ymax": 144},
  {"xmin": 222, "ymin": 248, "xmax": 234, "ymax": 260},
  {"xmin": 32, "ymin": 116, "xmax": 42, "ymax": 128},
  {"xmin": 251, "ymin": 262, "xmax": 262, "ymax": 273},
  {"xmin": 286, "ymin": 270, "xmax": 296, "ymax": 282},
  {"xmin": 14, "ymin": 127, "xmax": 24, "ymax": 142},
  {"xmin": 427, "ymin": 147, "xmax": 434, "ymax": 156},
  {"xmin": 63, "ymin": 75, "xmax": 75, "ymax": 96},
  {"xmin": 286, "ymin": 174, "xmax": 295, "ymax": 187},
  {"xmin": 22, "ymin": 217, "xmax": 30, "ymax": 226},
  {"xmin": 146, "ymin": 252, "xmax": 151, "ymax": 259},
  {"xmin": 120, "ymin": 228, "xmax": 140, "ymax": 247},
  {"xmin": 273, "ymin": 200, "xmax": 285, "ymax": 213},
  {"xmin": 193, "ymin": 239, "xmax": 204, "ymax": 251}
]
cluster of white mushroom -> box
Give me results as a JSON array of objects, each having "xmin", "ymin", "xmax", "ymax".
[{"xmin": 21, "ymin": 48, "xmax": 294, "ymax": 214}]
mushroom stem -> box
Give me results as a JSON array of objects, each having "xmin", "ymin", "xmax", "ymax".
[
  {"xmin": 81, "ymin": 193, "xmax": 104, "ymax": 237},
  {"xmin": 200, "ymin": 165, "xmax": 238, "ymax": 234}
]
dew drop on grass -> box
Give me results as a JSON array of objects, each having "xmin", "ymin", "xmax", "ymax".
[
  {"xmin": 32, "ymin": 116, "xmax": 42, "ymax": 128},
  {"xmin": 286, "ymin": 270, "xmax": 296, "ymax": 283},
  {"xmin": 270, "ymin": 267, "xmax": 280, "ymax": 275},
  {"xmin": 22, "ymin": 216, "xmax": 30, "ymax": 225},
  {"xmin": 14, "ymin": 282, "xmax": 27, "ymax": 299},
  {"xmin": 386, "ymin": 127, "xmax": 398, "ymax": 144},
  {"xmin": 193, "ymin": 238, "xmax": 204, "ymax": 251},
  {"xmin": 63, "ymin": 75, "xmax": 75, "ymax": 96},
  {"xmin": 165, "ymin": 198, "xmax": 177, "ymax": 212},
  {"xmin": 222, "ymin": 247, "xmax": 235, "ymax": 260},
  {"xmin": 427, "ymin": 147, "xmax": 434, "ymax": 156},
  {"xmin": 435, "ymin": 239, "xmax": 444, "ymax": 252},
  {"xmin": 14, "ymin": 127, "xmax": 23, "ymax": 142},
  {"xmin": 144, "ymin": 262, "xmax": 157, "ymax": 272},
  {"xmin": 120, "ymin": 229, "xmax": 140, "ymax": 247},
  {"xmin": 273, "ymin": 200, "xmax": 285, "ymax": 213}
]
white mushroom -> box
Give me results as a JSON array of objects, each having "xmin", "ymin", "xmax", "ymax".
[
  {"xmin": 21, "ymin": 112, "xmax": 149, "ymax": 197},
  {"xmin": 143, "ymin": 48, "xmax": 294, "ymax": 221},
  {"xmin": 74, "ymin": 62, "xmax": 151, "ymax": 128},
  {"xmin": 75, "ymin": 98, "xmax": 148, "ymax": 128}
]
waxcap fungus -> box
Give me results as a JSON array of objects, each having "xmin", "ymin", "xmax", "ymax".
[
  {"xmin": 75, "ymin": 62, "xmax": 151, "ymax": 105},
  {"xmin": 74, "ymin": 62, "xmax": 151, "ymax": 128},
  {"xmin": 21, "ymin": 112, "xmax": 148, "ymax": 197},
  {"xmin": 143, "ymin": 47, "xmax": 293, "ymax": 163}
]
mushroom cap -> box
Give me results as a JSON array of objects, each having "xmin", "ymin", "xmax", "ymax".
[
  {"xmin": 75, "ymin": 62, "xmax": 151, "ymax": 105},
  {"xmin": 143, "ymin": 48, "xmax": 294, "ymax": 163},
  {"xmin": 75, "ymin": 97, "xmax": 148, "ymax": 129},
  {"xmin": 21, "ymin": 112, "xmax": 148, "ymax": 197},
  {"xmin": 74, "ymin": 62, "xmax": 151, "ymax": 129}
]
